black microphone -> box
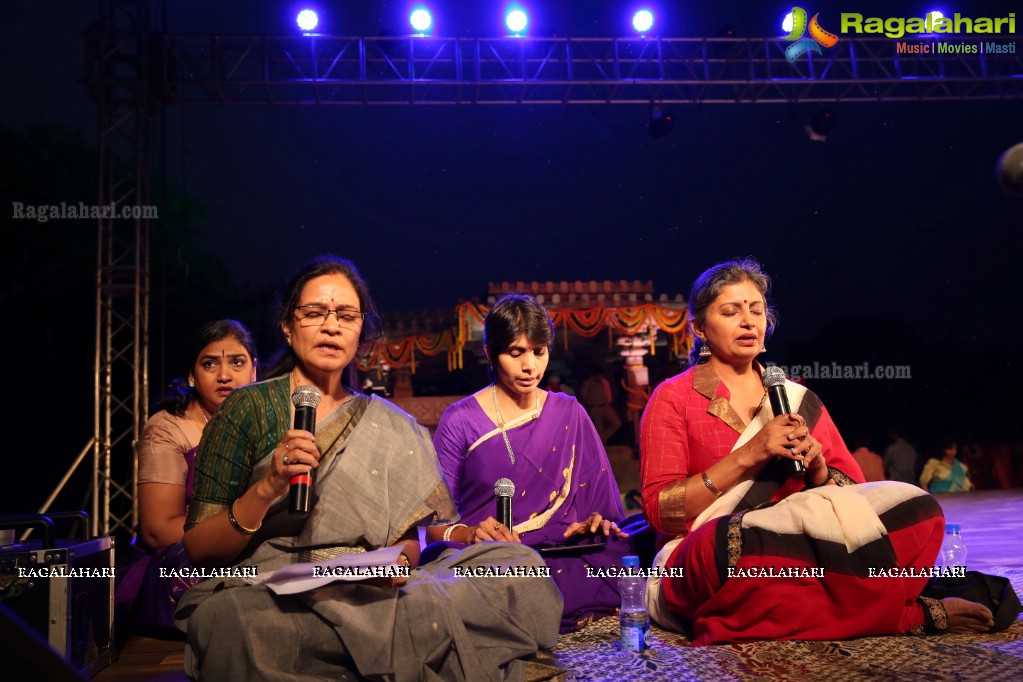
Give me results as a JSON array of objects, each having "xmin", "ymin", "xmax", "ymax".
[
  {"xmin": 494, "ymin": 478, "xmax": 514, "ymax": 530},
  {"xmin": 290, "ymin": 385, "xmax": 321, "ymax": 516},
  {"xmin": 761, "ymin": 366, "xmax": 805, "ymax": 476}
]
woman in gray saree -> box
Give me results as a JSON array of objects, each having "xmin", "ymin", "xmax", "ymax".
[{"xmin": 176, "ymin": 255, "xmax": 562, "ymax": 681}]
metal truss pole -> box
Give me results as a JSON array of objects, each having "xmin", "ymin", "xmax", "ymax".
[{"xmin": 91, "ymin": 0, "xmax": 153, "ymax": 537}]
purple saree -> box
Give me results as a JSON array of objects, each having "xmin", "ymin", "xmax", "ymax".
[
  {"xmin": 114, "ymin": 447, "xmax": 202, "ymax": 637},
  {"xmin": 433, "ymin": 390, "xmax": 629, "ymax": 632}
]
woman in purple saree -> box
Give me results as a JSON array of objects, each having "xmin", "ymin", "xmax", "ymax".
[{"xmin": 428, "ymin": 294, "xmax": 632, "ymax": 632}]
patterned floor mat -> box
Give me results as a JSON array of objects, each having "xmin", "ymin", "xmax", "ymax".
[{"xmin": 552, "ymin": 567, "xmax": 1023, "ymax": 681}]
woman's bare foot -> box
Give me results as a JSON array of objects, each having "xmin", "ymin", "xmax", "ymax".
[{"xmin": 943, "ymin": 597, "xmax": 994, "ymax": 633}]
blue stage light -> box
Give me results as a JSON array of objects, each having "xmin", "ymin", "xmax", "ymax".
[
  {"xmin": 410, "ymin": 8, "xmax": 433, "ymax": 33},
  {"xmin": 632, "ymin": 10, "xmax": 654, "ymax": 33},
  {"xmin": 296, "ymin": 9, "xmax": 319, "ymax": 32},
  {"xmin": 505, "ymin": 9, "xmax": 529, "ymax": 34}
]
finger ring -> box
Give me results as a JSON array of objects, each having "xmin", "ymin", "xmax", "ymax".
[
  {"xmin": 283, "ymin": 455, "xmax": 290, "ymax": 465},
  {"xmin": 285, "ymin": 443, "xmax": 291, "ymax": 452}
]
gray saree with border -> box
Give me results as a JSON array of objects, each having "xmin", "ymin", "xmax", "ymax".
[{"xmin": 176, "ymin": 377, "xmax": 562, "ymax": 681}]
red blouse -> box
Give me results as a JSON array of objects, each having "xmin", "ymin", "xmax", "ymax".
[{"xmin": 639, "ymin": 363, "xmax": 863, "ymax": 535}]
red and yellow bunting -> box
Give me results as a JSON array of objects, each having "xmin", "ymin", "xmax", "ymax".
[{"xmin": 357, "ymin": 302, "xmax": 691, "ymax": 373}]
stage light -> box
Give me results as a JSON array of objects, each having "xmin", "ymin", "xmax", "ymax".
[
  {"xmin": 410, "ymin": 8, "xmax": 433, "ymax": 33},
  {"xmin": 782, "ymin": 12, "xmax": 794, "ymax": 34},
  {"xmin": 632, "ymin": 10, "xmax": 654, "ymax": 34},
  {"xmin": 296, "ymin": 9, "xmax": 319, "ymax": 32},
  {"xmin": 506, "ymin": 8, "xmax": 529, "ymax": 34},
  {"xmin": 648, "ymin": 104, "xmax": 673, "ymax": 140},
  {"xmin": 926, "ymin": 10, "xmax": 944, "ymax": 28}
]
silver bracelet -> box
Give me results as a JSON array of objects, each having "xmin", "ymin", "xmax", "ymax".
[
  {"xmin": 443, "ymin": 523, "xmax": 467, "ymax": 542},
  {"xmin": 702, "ymin": 471, "xmax": 724, "ymax": 498}
]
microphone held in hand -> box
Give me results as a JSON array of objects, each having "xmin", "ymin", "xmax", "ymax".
[
  {"xmin": 290, "ymin": 385, "xmax": 321, "ymax": 516},
  {"xmin": 494, "ymin": 478, "xmax": 515, "ymax": 530},
  {"xmin": 761, "ymin": 366, "xmax": 805, "ymax": 476}
]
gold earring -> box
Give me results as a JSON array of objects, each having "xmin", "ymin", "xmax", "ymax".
[
  {"xmin": 188, "ymin": 377, "xmax": 195, "ymax": 387},
  {"xmin": 698, "ymin": 341, "xmax": 711, "ymax": 358}
]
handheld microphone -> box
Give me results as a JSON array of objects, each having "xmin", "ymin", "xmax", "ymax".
[
  {"xmin": 494, "ymin": 478, "xmax": 515, "ymax": 530},
  {"xmin": 761, "ymin": 366, "xmax": 805, "ymax": 476},
  {"xmin": 290, "ymin": 385, "xmax": 321, "ymax": 516}
]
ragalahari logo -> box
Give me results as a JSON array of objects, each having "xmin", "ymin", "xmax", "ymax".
[{"xmin": 784, "ymin": 7, "xmax": 840, "ymax": 62}]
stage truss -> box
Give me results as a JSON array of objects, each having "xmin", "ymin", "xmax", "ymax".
[
  {"xmin": 153, "ymin": 33, "xmax": 1023, "ymax": 105},
  {"xmin": 80, "ymin": 1, "xmax": 1021, "ymax": 537}
]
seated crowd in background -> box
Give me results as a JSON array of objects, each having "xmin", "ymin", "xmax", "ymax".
[
  {"xmin": 919, "ymin": 438, "xmax": 974, "ymax": 493},
  {"xmin": 847, "ymin": 430, "xmax": 1023, "ymax": 492}
]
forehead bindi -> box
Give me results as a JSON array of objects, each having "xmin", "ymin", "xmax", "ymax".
[
  {"xmin": 301, "ymin": 274, "xmax": 358, "ymax": 306},
  {"xmin": 504, "ymin": 335, "xmax": 545, "ymax": 353},
  {"xmin": 716, "ymin": 282, "xmax": 764, "ymax": 307},
  {"xmin": 199, "ymin": 340, "xmax": 249, "ymax": 358}
]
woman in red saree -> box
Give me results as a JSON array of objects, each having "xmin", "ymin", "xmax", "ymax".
[{"xmin": 640, "ymin": 258, "xmax": 993, "ymax": 645}]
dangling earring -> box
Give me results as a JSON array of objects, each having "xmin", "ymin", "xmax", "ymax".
[
  {"xmin": 759, "ymin": 345, "xmax": 767, "ymax": 354},
  {"xmin": 698, "ymin": 342, "xmax": 712, "ymax": 358},
  {"xmin": 188, "ymin": 377, "xmax": 195, "ymax": 388}
]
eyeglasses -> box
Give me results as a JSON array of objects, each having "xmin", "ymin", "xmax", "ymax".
[{"xmin": 293, "ymin": 304, "xmax": 366, "ymax": 329}]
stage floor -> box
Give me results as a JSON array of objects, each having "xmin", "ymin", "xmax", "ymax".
[
  {"xmin": 930, "ymin": 489, "xmax": 1023, "ymax": 571},
  {"xmin": 93, "ymin": 488, "xmax": 1023, "ymax": 681}
]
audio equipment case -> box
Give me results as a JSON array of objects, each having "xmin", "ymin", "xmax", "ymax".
[{"xmin": 0, "ymin": 513, "xmax": 116, "ymax": 677}]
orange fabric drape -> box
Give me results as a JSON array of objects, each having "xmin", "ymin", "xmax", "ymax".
[{"xmin": 358, "ymin": 302, "xmax": 691, "ymax": 373}]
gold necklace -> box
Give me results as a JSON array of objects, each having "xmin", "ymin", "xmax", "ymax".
[
  {"xmin": 491, "ymin": 384, "xmax": 541, "ymax": 465},
  {"xmin": 197, "ymin": 404, "xmax": 210, "ymax": 424}
]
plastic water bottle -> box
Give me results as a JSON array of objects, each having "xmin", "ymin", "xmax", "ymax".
[
  {"xmin": 619, "ymin": 555, "xmax": 650, "ymax": 652},
  {"xmin": 939, "ymin": 523, "xmax": 967, "ymax": 569}
]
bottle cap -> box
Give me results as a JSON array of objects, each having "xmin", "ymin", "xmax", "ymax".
[
  {"xmin": 623, "ymin": 555, "xmax": 640, "ymax": 568},
  {"xmin": 945, "ymin": 523, "xmax": 960, "ymax": 532}
]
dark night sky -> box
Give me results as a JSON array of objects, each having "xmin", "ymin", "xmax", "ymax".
[{"xmin": 2, "ymin": 2, "xmax": 1021, "ymax": 511}]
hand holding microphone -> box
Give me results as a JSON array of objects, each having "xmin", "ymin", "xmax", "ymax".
[
  {"xmin": 468, "ymin": 479, "xmax": 521, "ymax": 543},
  {"xmin": 495, "ymin": 478, "xmax": 514, "ymax": 530},
  {"xmin": 289, "ymin": 385, "xmax": 321, "ymax": 516},
  {"xmin": 761, "ymin": 366, "xmax": 806, "ymax": 476}
]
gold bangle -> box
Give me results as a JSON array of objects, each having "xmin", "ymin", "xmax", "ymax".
[
  {"xmin": 228, "ymin": 500, "xmax": 261, "ymax": 535},
  {"xmin": 702, "ymin": 471, "xmax": 724, "ymax": 498},
  {"xmin": 398, "ymin": 552, "xmax": 412, "ymax": 569},
  {"xmin": 443, "ymin": 523, "xmax": 467, "ymax": 542}
]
